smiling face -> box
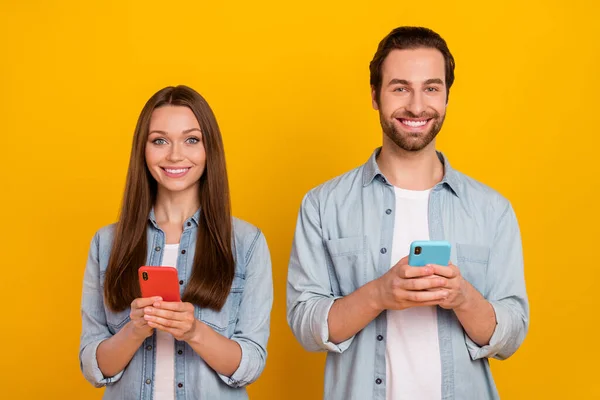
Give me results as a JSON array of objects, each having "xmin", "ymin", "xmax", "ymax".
[
  {"xmin": 372, "ymin": 47, "xmax": 448, "ymax": 152},
  {"xmin": 144, "ymin": 105, "xmax": 206, "ymax": 196}
]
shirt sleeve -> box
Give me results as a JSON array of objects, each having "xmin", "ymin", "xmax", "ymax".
[
  {"xmin": 79, "ymin": 232, "xmax": 124, "ymax": 387},
  {"xmin": 218, "ymin": 230, "xmax": 273, "ymax": 387},
  {"xmin": 466, "ymin": 202, "xmax": 530, "ymax": 360},
  {"xmin": 286, "ymin": 192, "xmax": 355, "ymax": 353}
]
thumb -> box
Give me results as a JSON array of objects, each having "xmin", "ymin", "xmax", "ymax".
[{"xmin": 393, "ymin": 256, "xmax": 409, "ymax": 269}]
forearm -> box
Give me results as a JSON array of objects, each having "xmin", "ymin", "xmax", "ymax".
[
  {"xmin": 96, "ymin": 322, "xmax": 146, "ymax": 378},
  {"xmin": 328, "ymin": 280, "xmax": 383, "ymax": 344},
  {"xmin": 454, "ymin": 283, "xmax": 496, "ymax": 346},
  {"xmin": 188, "ymin": 321, "xmax": 242, "ymax": 377}
]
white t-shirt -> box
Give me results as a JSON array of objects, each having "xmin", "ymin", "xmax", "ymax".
[
  {"xmin": 385, "ymin": 187, "xmax": 441, "ymax": 400},
  {"xmin": 153, "ymin": 243, "xmax": 179, "ymax": 400}
]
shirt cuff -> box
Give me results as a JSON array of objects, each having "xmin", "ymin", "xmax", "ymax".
[
  {"xmin": 218, "ymin": 339, "xmax": 261, "ymax": 388},
  {"xmin": 80, "ymin": 339, "xmax": 124, "ymax": 387},
  {"xmin": 312, "ymin": 297, "xmax": 354, "ymax": 353},
  {"xmin": 465, "ymin": 300, "xmax": 510, "ymax": 360}
]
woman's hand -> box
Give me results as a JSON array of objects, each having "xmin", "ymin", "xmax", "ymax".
[{"xmin": 143, "ymin": 300, "xmax": 199, "ymax": 342}]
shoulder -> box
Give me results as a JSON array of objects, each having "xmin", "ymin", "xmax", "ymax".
[
  {"xmin": 88, "ymin": 223, "xmax": 117, "ymax": 255},
  {"xmin": 232, "ymin": 217, "xmax": 267, "ymax": 264},
  {"xmin": 302, "ymin": 164, "xmax": 364, "ymax": 208},
  {"xmin": 453, "ymin": 169, "xmax": 512, "ymax": 219}
]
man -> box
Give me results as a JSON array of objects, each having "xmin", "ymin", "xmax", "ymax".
[{"xmin": 286, "ymin": 26, "xmax": 528, "ymax": 400}]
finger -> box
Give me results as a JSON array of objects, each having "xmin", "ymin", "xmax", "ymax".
[
  {"xmin": 132, "ymin": 296, "xmax": 163, "ymax": 310},
  {"xmin": 145, "ymin": 315, "xmax": 187, "ymax": 330},
  {"xmin": 146, "ymin": 322, "xmax": 186, "ymax": 339},
  {"xmin": 401, "ymin": 276, "xmax": 447, "ymax": 291},
  {"xmin": 400, "ymin": 288, "xmax": 449, "ymax": 303},
  {"xmin": 429, "ymin": 264, "xmax": 458, "ymax": 278},
  {"xmin": 405, "ymin": 299, "xmax": 447, "ymax": 308},
  {"xmin": 398, "ymin": 264, "xmax": 435, "ymax": 279},
  {"xmin": 130, "ymin": 307, "xmax": 146, "ymax": 319},
  {"xmin": 153, "ymin": 301, "xmax": 193, "ymax": 312},
  {"xmin": 144, "ymin": 307, "xmax": 186, "ymax": 321},
  {"xmin": 393, "ymin": 256, "xmax": 409, "ymax": 267}
]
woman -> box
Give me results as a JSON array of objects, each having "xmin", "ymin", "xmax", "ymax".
[{"xmin": 79, "ymin": 85, "xmax": 273, "ymax": 400}]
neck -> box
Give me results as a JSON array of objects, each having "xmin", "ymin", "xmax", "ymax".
[
  {"xmin": 377, "ymin": 138, "xmax": 444, "ymax": 190},
  {"xmin": 154, "ymin": 185, "xmax": 200, "ymax": 226}
]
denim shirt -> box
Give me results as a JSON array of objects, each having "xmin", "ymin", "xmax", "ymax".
[
  {"xmin": 80, "ymin": 210, "xmax": 273, "ymax": 400},
  {"xmin": 287, "ymin": 148, "xmax": 529, "ymax": 400}
]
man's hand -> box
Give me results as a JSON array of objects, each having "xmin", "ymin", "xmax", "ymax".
[
  {"xmin": 373, "ymin": 256, "xmax": 449, "ymax": 311},
  {"xmin": 429, "ymin": 263, "xmax": 471, "ymax": 311}
]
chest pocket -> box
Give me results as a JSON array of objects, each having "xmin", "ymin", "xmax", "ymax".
[
  {"xmin": 456, "ymin": 243, "xmax": 490, "ymax": 296},
  {"xmin": 197, "ymin": 274, "xmax": 245, "ymax": 336},
  {"xmin": 105, "ymin": 308, "xmax": 130, "ymax": 334},
  {"xmin": 325, "ymin": 236, "xmax": 366, "ymax": 296}
]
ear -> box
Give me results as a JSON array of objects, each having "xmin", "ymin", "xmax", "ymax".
[{"xmin": 371, "ymin": 86, "xmax": 379, "ymax": 110}]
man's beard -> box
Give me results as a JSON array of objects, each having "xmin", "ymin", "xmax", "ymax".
[{"xmin": 380, "ymin": 110, "xmax": 445, "ymax": 152}]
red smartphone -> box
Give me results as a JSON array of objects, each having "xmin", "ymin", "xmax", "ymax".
[{"xmin": 138, "ymin": 266, "xmax": 181, "ymax": 302}]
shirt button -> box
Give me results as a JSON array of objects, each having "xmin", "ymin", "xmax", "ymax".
[
  {"xmin": 380, "ymin": 248, "xmax": 387, "ymax": 254},
  {"xmin": 146, "ymin": 379, "xmax": 152, "ymax": 384},
  {"xmin": 179, "ymin": 280, "xmax": 184, "ymax": 285},
  {"xmin": 146, "ymin": 345, "xmax": 152, "ymax": 350},
  {"xmin": 187, "ymin": 222, "xmax": 192, "ymax": 227},
  {"xmin": 377, "ymin": 335, "xmax": 383, "ymax": 341},
  {"xmin": 181, "ymin": 249, "xmax": 186, "ymax": 254},
  {"xmin": 178, "ymin": 383, "xmax": 183, "ymax": 388},
  {"xmin": 155, "ymin": 246, "xmax": 161, "ymax": 252},
  {"xmin": 178, "ymin": 350, "xmax": 183, "ymax": 355},
  {"xmin": 385, "ymin": 209, "xmax": 392, "ymax": 215},
  {"xmin": 375, "ymin": 378, "xmax": 382, "ymax": 385}
]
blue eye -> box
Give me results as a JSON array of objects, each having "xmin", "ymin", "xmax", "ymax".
[
  {"xmin": 153, "ymin": 138, "xmax": 167, "ymax": 145},
  {"xmin": 186, "ymin": 137, "xmax": 200, "ymax": 144}
]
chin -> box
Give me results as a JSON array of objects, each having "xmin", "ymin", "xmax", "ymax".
[{"xmin": 159, "ymin": 183, "xmax": 195, "ymax": 193}]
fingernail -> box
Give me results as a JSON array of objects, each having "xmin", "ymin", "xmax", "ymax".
[{"xmin": 153, "ymin": 302, "xmax": 161, "ymax": 307}]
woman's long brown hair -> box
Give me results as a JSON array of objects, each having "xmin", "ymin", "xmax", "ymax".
[{"xmin": 104, "ymin": 85, "xmax": 234, "ymax": 312}]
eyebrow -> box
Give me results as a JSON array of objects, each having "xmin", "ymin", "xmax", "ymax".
[
  {"xmin": 387, "ymin": 78, "xmax": 445, "ymax": 86},
  {"xmin": 148, "ymin": 128, "xmax": 202, "ymax": 135},
  {"xmin": 388, "ymin": 79, "xmax": 410, "ymax": 86}
]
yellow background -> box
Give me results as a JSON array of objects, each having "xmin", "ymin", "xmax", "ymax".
[{"xmin": 1, "ymin": 0, "xmax": 598, "ymax": 398}]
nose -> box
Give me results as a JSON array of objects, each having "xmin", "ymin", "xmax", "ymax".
[
  {"xmin": 406, "ymin": 91, "xmax": 425, "ymax": 116},
  {"xmin": 167, "ymin": 142, "xmax": 184, "ymax": 162}
]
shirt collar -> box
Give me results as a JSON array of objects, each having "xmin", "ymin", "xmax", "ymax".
[
  {"xmin": 362, "ymin": 147, "xmax": 461, "ymax": 197},
  {"xmin": 148, "ymin": 207, "xmax": 201, "ymax": 228}
]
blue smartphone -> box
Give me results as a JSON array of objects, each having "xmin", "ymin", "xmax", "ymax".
[{"xmin": 408, "ymin": 240, "xmax": 451, "ymax": 266}]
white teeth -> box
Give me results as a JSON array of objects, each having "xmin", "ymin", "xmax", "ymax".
[
  {"xmin": 165, "ymin": 168, "xmax": 188, "ymax": 174},
  {"xmin": 401, "ymin": 119, "xmax": 427, "ymax": 127}
]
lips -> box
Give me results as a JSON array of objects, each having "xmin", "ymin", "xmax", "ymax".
[
  {"xmin": 395, "ymin": 117, "xmax": 433, "ymax": 131},
  {"xmin": 161, "ymin": 167, "xmax": 191, "ymax": 178},
  {"xmin": 163, "ymin": 168, "xmax": 189, "ymax": 174},
  {"xmin": 399, "ymin": 118, "xmax": 429, "ymax": 127}
]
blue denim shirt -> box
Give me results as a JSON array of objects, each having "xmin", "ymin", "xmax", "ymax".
[
  {"xmin": 80, "ymin": 210, "xmax": 273, "ymax": 400},
  {"xmin": 287, "ymin": 148, "xmax": 529, "ymax": 400}
]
